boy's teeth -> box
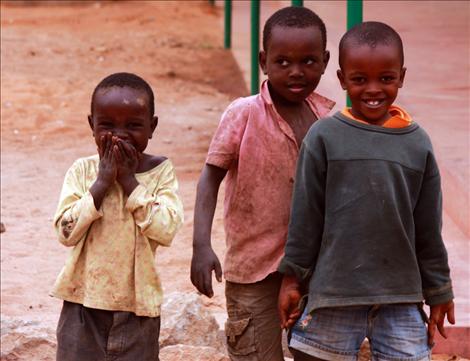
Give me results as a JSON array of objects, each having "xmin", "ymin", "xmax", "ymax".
[{"xmin": 366, "ymin": 100, "xmax": 380, "ymax": 106}]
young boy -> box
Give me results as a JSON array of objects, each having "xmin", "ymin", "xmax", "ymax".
[
  {"xmin": 51, "ymin": 72, "xmax": 183, "ymax": 361},
  {"xmin": 190, "ymin": 6, "xmax": 334, "ymax": 360},
  {"xmin": 278, "ymin": 22, "xmax": 454, "ymax": 361}
]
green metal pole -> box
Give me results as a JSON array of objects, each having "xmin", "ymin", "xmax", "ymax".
[
  {"xmin": 251, "ymin": 0, "xmax": 260, "ymax": 94},
  {"xmin": 346, "ymin": 0, "xmax": 363, "ymax": 106},
  {"xmin": 224, "ymin": 0, "xmax": 232, "ymax": 49},
  {"xmin": 292, "ymin": 0, "xmax": 303, "ymax": 6},
  {"xmin": 347, "ymin": 0, "xmax": 363, "ymax": 30}
]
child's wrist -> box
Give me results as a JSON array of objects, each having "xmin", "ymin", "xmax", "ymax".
[
  {"xmin": 193, "ymin": 242, "xmax": 213, "ymax": 251},
  {"xmin": 117, "ymin": 173, "xmax": 136, "ymax": 184},
  {"xmin": 281, "ymin": 274, "xmax": 301, "ymax": 291},
  {"xmin": 118, "ymin": 175, "xmax": 138, "ymax": 195},
  {"xmin": 94, "ymin": 176, "xmax": 113, "ymax": 189}
]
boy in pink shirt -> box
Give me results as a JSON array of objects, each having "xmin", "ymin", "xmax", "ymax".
[{"xmin": 191, "ymin": 6, "xmax": 334, "ymax": 360}]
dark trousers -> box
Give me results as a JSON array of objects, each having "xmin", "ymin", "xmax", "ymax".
[{"xmin": 56, "ymin": 301, "xmax": 160, "ymax": 361}]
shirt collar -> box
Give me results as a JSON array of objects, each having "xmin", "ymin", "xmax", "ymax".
[{"xmin": 341, "ymin": 104, "xmax": 413, "ymax": 128}]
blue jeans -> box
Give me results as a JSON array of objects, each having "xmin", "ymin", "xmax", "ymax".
[{"xmin": 289, "ymin": 304, "xmax": 431, "ymax": 361}]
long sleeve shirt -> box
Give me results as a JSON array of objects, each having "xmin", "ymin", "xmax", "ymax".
[
  {"xmin": 278, "ymin": 109, "xmax": 453, "ymax": 313},
  {"xmin": 50, "ymin": 155, "xmax": 184, "ymax": 317}
]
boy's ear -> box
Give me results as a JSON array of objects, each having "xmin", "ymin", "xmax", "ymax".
[
  {"xmin": 149, "ymin": 116, "xmax": 158, "ymax": 139},
  {"xmin": 259, "ymin": 51, "xmax": 267, "ymax": 75},
  {"xmin": 337, "ymin": 69, "xmax": 347, "ymax": 90},
  {"xmin": 88, "ymin": 115, "xmax": 95, "ymax": 133},
  {"xmin": 322, "ymin": 50, "xmax": 330, "ymax": 73},
  {"xmin": 398, "ymin": 67, "xmax": 407, "ymax": 88}
]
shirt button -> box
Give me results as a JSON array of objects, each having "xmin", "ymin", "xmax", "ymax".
[{"xmin": 289, "ymin": 177, "xmax": 294, "ymax": 184}]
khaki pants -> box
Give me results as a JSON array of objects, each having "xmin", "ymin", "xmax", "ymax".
[
  {"xmin": 225, "ymin": 272, "xmax": 285, "ymax": 361},
  {"xmin": 56, "ymin": 301, "xmax": 160, "ymax": 361}
]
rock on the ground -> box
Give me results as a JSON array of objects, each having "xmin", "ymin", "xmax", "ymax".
[
  {"xmin": 1, "ymin": 293, "xmax": 226, "ymax": 360},
  {"xmin": 1, "ymin": 317, "xmax": 56, "ymax": 361},
  {"xmin": 160, "ymin": 344, "xmax": 229, "ymax": 361},
  {"xmin": 160, "ymin": 292, "xmax": 226, "ymax": 353}
]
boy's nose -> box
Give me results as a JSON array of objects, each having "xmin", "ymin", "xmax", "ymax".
[
  {"xmin": 289, "ymin": 64, "xmax": 304, "ymax": 77},
  {"xmin": 365, "ymin": 81, "xmax": 381, "ymax": 93}
]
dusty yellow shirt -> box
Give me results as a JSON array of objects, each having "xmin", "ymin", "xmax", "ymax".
[{"xmin": 51, "ymin": 155, "xmax": 184, "ymax": 317}]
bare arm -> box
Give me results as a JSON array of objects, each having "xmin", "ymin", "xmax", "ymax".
[
  {"xmin": 190, "ymin": 164, "xmax": 227, "ymax": 297},
  {"xmin": 89, "ymin": 179, "xmax": 112, "ymax": 210}
]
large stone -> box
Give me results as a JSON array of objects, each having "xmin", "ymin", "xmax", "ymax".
[
  {"xmin": 1, "ymin": 293, "xmax": 227, "ymax": 360},
  {"xmin": 160, "ymin": 344, "xmax": 229, "ymax": 361},
  {"xmin": 160, "ymin": 292, "xmax": 225, "ymax": 353},
  {"xmin": 0, "ymin": 317, "xmax": 56, "ymax": 361}
]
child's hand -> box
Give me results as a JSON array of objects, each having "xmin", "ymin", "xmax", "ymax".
[
  {"xmin": 428, "ymin": 300, "xmax": 455, "ymax": 346},
  {"xmin": 190, "ymin": 246, "xmax": 222, "ymax": 298},
  {"xmin": 278, "ymin": 275, "xmax": 302, "ymax": 329},
  {"xmin": 114, "ymin": 139, "xmax": 140, "ymax": 178},
  {"xmin": 97, "ymin": 132, "xmax": 117, "ymax": 186},
  {"xmin": 113, "ymin": 139, "xmax": 141, "ymax": 194}
]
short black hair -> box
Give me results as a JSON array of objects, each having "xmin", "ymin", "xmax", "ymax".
[
  {"xmin": 91, "ymin": 72, "xmax": 155, "ymax": 116},
  {"xmin": 263, "ymin": 6, "xmax": 327, "ymax": 51},
  {"xmin": 339, "ymin": 21, "xmax": 404, "ymax": 68}
]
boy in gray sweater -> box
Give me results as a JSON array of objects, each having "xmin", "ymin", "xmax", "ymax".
[{"xmin": 278, "ymin": 22, "xmax": 454, "ymax": 361}]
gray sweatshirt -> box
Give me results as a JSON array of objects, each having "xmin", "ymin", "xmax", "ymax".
[{"xmin": 278, "ymin": 111, "xmax": 453, "ymax": 313}]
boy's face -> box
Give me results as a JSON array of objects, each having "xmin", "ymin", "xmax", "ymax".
[
  {"xmin": 88, "ymin": 86, "xmax": 157, "ymax": 153},
  {"xmin": 259, "ymin": 25, "xmax": 329, "ymax": 105},
  {"xmin": 337, "ymin": 44, "xmax": 406, "ymax": 125}
]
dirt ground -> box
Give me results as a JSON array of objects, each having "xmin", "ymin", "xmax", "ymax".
[
  {"xmin": 0, "ymin": 1, "xmax": 466, "ymax": 360},
  {"xmin": 1, "ymin": 0, "xmax": 244, "ymax": 337}
]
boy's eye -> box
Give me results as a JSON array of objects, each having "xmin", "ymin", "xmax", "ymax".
[
  {"xmin": 381, "ymin": 76, "xmax": 395, "ymax": 83},
  {"xmin": 276, "ymin": 59, "xmax": 289, "ymax": 67},
  {"xmin": 304, "ymin": 58, "xmax": 315, "ymax": 65},
  {"xmin": 351, "ymin": 77, "xmax": 366, "ymax": 84},
  {"xmin": 98, "ymin": 122, "xmax": 113, "ymax": 128}
]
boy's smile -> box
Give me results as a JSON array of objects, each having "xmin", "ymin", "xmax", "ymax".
[
  {"xmin": 260, "ymin": 25, "xmax": 329, "ymax": 106},
  {"xmin": 337, "ymin": 44, "xmax": 406, "ymax": 125},
  {"xmin": 88, "ymin": 86, "xmax": 157, "ymax": 154}
]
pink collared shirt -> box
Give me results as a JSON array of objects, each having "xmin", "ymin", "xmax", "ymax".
[{"xmin": 207, "ymin": 80, "xmax": 334, "ymax": 284}]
